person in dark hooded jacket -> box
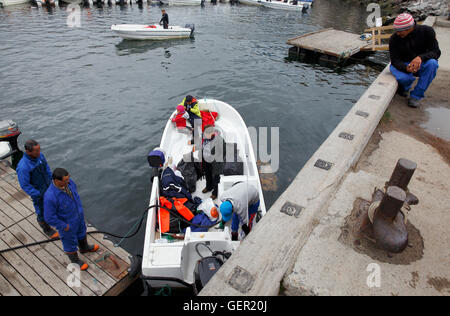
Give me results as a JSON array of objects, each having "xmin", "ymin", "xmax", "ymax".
[{"xmin": 201, "ymin": 125, "xmax": 225, "ymax": 200}]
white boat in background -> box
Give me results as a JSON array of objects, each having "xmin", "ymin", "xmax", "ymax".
[
  {"xmin": 111, "ymin": 24, "xmax": 195, "ymax": 40},
  {"xmin": 141, "ymin": 99, "xmax": 267, "ymax": 291},
  {"xmin": 239, "ymin": 0, "xmax": 262, "ymax": 6},
  {"xmin": 261, "ymin": 0, "xmax": 304, "ymax": 11},
  {"xmin": 157, "ymin": 0, "xmax": 202, "ymax": 5},
  {"xmin": 0, "ymin": 0, "xmax": 29, "ymax": 6}
]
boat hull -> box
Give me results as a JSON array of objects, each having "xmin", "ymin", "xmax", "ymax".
[
  {"xmin": 141, "ymin": 99, "xmax": 267, "ymax": 289},
  {"xmin": 0, "ymin": 0, "xmax": 29, "ymax": 6},
  {"xmin": 261, "ymin": 0, "xmax": 304, "ymax": 11},
  {"xmin": 111, "ymin": 24, "xmax": 194, "ymax": 41}
]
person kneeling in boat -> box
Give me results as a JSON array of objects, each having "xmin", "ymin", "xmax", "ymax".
[
  {"xmin": 178, "ymin": 95, "xmax": 202, "ymax": 143},
  {"xmin": 201, "ymin": 125, "xmax": 225, "ymax": 200},
  {"xmin": 219, "ymin": 182, "xmax": 260, "ymax": 241},
  {"xmin": 44, "ymin": 168, "xmax": 99, "ymax": 271},
  {"xmin": 160, "ymin": 9, "xmax": 169, "ymax": 30}
]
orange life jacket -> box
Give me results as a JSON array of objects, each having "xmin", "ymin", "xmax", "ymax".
[{"xmin": 158, "ymin": 196, "xmax": 195, "ymax": 233}]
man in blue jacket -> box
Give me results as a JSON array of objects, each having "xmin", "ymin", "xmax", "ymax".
[
  {"xmin": 16, "ymin": 140, "xmax": 58, "ymax": 238},
  {"xmin": 44, "ymin": 168, "xmax": 99, "ymax": 271}
]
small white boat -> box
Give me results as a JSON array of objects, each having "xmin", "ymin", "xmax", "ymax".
[
  {"xmin": 156, "ymin": 0, "xmax": 202, "ymax": 5},
  {"xmin": 261, "ymin": 0, "xmax": 304, "ymax": 11},
  {"xmin": 111, "ymin": 24, "xmax": 195, "ymax": 41},
  {"xmin": 0, "ymin": 0, "xmax": 29, "ymax": 6},
  {"xmin": 141, "ymin": 99, "xmax": 267, "ymax": 291}
]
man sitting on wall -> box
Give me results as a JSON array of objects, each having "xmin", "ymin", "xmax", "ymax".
[{"xmin": 389, "ymin": 13, "xmax": 441, "ymax": 108}]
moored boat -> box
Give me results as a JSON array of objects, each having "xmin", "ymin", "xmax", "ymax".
[
  {"xmin": 111, "ymin": 24, "xmax": 195, "ymax": 40},
  {"xmin": 141, "ymin": 99, "xmax": 267, "ymax": 291}
]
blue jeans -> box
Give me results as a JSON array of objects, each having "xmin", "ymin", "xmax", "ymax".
[
  {"xmin": 231, "ymin": 200, "xmax": 260, "ymax": 233},
  {"xmin": 390, "ymin": 59, "xmax": 439, "ymax": 100}
]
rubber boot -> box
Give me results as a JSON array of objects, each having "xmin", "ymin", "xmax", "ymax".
[
  {"xmin": 78, "ymin": 237, "xmax": 99, "ymax": 254},
  {"xmin": 38, "ymin": 221, "xmax": 59, "ymax": 239},
  {"xmin": 67, "ymin": 252, "xmax": 88, "ymax": 271}
]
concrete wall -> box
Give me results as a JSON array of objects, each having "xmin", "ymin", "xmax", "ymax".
[{"xmin": 200, "ymin": 17, "xmax": 436, "ymax": 296}]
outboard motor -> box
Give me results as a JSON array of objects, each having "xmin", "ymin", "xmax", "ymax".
[
  {"xmin": 185, "ymin": 24, "xmax": 195, "ymax": 38},
  {"xmin": 0, "ymin": 120, "xmax": 23, "ymax": 169},
  {"xmin": 147, "ymin": 147, "xmax": 165, "ymax": 182}
]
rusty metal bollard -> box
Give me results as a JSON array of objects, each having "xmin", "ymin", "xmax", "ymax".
[
  {"xmin": 360, "ymin": 158, "xmax": 419, "ymax": 253},
  {"xmin": 386, "ymin": 158, "xmax": 419, "ymax": 205},
  {"xmin": 373, "ymin": 186, "xmax": 408, "ymax": 253}
]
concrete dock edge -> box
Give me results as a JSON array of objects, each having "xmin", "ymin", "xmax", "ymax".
[{"xmin": 199, "ymin": 17, "xmax": 436, "ymax": 296}]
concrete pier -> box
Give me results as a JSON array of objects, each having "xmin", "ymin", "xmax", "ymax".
[{"xmin": 201, "ymin": 16, "xmax": 449, "ymax": 296}]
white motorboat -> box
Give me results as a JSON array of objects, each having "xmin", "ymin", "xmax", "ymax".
[
  {"xmin": 111, "ymin": 24, "xmax": 195, "ymax": 41},
  {"xmin": 0, "ymin": 0, "xmax": 30, "ymax": 6},
  {"xmin": 156, "ymin": 0, "xmax": 202, "ymax": 5},
  {"xmin": 141, "ymin": 99, "xmax": 267, "ymax": 291},
  {"xmin": 261, "ymin": 0, "xmax": 304, "ymax": 11}
]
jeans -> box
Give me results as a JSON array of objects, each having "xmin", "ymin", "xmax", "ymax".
[{"xmin": 390, "ymin": 59, "xmax": 439, "ymax": 100}]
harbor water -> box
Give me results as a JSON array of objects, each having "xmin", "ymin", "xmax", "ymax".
[{"xmin": 0, "ymin": 0, "xmax": 385, "ymax": 255}]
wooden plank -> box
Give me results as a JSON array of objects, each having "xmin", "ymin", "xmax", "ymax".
[
  {"xmin": 0, "ymin": 186, "xmax": 33, "ymax": 218},
  {"xmin": 1, "ymin": 229, "xmax": 72, "ymax": 296},
  {"xmin": 0, "ymin": 268, "xmax": 21, "ymax": 296},
  {"xmin": 0, "ymin": 176, "xmax": 35, "ymax": 214},
  {"xmin": 26, "ymin": 218, "xmax": 118, "ymax": 290},
  {"xmin": 0, "ymin": 238, "xmax": 58, "ymax": 296},
  {"xmin": 19, "ymin": 219, "xmax": 106, "ymax": 296},
  {"xmin": 8, "ymin": 224, "xmax": 85, "ymax": 296},
  {"xmin": 87, "ymin": 226, "xmax": 131, "ymax": 264},
  {"xmin": 287, "ymin": 28, "xmax": 333, "ymax": 44},
  {"xmin": 287, "ymin": 29, "xmax": 369, "ymax": 58},
  {"xmin": 0, "ymin": 254, "xmax": 39, "ymax": 296},
  {"xmin": 0, "ymin": 197, "xmax": 26, "ymax": 226}
]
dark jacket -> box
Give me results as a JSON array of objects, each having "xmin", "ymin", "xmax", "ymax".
[
  {"xmin": 389, "ymin": 24, "xmax": 441, "ymax": 73},
  {"xmin": 161, "ymin": 167, "xmax": 193, "ymax": 201},
  {"xmin": 202, "ymin": 133, "xmax": 226, "ymax": 179},
  {"xmin": 16, "ymin": 153, "xmax": 52, "ymax": 203},
  {"xmin": 160, "ymin": 13, "xmax": 169, "ymax": 26}
]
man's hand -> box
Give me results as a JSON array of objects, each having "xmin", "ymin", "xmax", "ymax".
[{"xmin": 407, "ymin": 56, "xmax": 422, "ymax": 73}]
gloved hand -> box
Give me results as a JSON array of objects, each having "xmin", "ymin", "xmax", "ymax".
[{"xmin": 241, "ymin": 224, "xmax": 250, "ymax": 235}]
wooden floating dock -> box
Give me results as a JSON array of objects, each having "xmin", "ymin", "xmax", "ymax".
[
  {"xmin": 287, "ymin": 28, "xmax": 371, "ymax": 62},
  {"xmin": 0, "ymin": 161, "xmax": 137, "ymax": 296}
]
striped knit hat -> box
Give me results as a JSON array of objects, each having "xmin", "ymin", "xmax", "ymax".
[{"xmin": 394, "ymin": 13, "xmax": 415, "ymax": 32}]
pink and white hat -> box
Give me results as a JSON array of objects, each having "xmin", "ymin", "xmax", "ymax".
[{"xmin": 394, "ymin": 13, "xmax": 415, "ymax": 32}]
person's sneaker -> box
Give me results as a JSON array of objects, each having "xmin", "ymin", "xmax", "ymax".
[
  {"xmin": 38, "ymin": 221, "xmax": 59, "ymax": 239},
  {"xmin": 396, "ymin": 86, "xmax": 409, "ymax": 97},
  {"xmin": 408, "ymin": 97, "xmax": 420, "ymax": 108}
]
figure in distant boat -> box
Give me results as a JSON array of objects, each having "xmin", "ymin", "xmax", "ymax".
[{"xmin": 160, "ymin": 9, "xmax": 169, "ymax": 30}]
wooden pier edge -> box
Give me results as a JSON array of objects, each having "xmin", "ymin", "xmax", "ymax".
[{"xmin": 0, "ymin": 161, "xmax": 137, "ymax": 296}]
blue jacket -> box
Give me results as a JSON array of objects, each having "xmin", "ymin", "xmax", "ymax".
[
  {"xmin": 44, "ymin": 179, "xmax": 85, "ymax": 232},
  {"xmin": 16, "ymin": 153, "xmax": 52, "ymax": 203}
]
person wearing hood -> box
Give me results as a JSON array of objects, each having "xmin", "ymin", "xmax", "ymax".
[
  {"xmin": 201, "ymin": 125, "xmax": 225, "ymax": 200},
  {"xmin": 389, "ymin": 13, "xmax": 441, "ymax": 108},
  {"xmin": 17, "ymin": 140, "xmax": 58, "ymax": 238},
  {"xmin": 219, "ymin": 182, "xmax": 260, "ymax": 241}
]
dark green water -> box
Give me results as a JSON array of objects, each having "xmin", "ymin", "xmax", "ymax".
[{"xmin": 0, "ymin": 1, "xmax": 385, "ymax": 255}]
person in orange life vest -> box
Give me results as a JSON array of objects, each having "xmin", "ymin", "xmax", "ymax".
[{"xmin": 44, "ymin": 168, "xmax": 99, "ymax": 271}]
